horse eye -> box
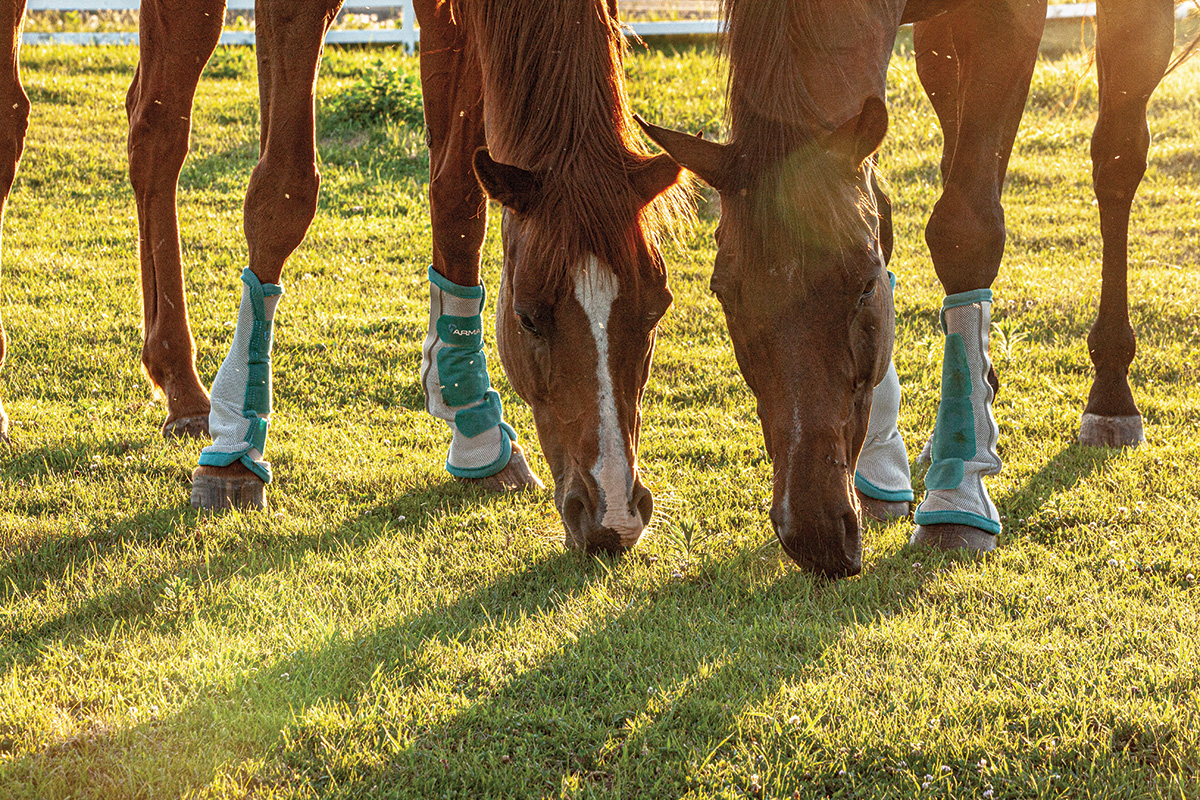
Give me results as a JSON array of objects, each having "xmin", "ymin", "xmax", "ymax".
[
  {"xmin": 859, "ymin": 279, "xmax": 877, "ymax": 302},
  {"xmin": 517, "ymin": 312, "xmax": 540, "ymax": 336}
]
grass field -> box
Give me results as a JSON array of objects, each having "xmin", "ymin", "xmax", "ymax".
[{"xmin": 1, "ymin": 39, "xmax": 1198, "ymax": 799}]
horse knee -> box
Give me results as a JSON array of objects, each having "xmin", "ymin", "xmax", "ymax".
[
  {"xmin": 924, "ymin": 183, "xmax": 1004, "ymax": 291},
  {"xmin": 244, "ymin": 158, "xmax": 322, "ymax": 266},
  {"xmin": 1091, "ymin": 121, "xmax": 1149, "ymax": 210},
  {"xmin": 128, "ymin": 108, "xmax": 190, "ymax": 200},
  {"xmin": 1087, "ymin": 312, "xmax": 1136, "ymax": 370}
]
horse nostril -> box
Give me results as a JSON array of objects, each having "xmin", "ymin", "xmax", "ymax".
[
  {"xmin": 562, "ymin": 492, "xmax": 592, "ymax": 549},
  {"xmin": 841, "ymin": 511, "xmax": 863, "ymax": 573},
  {"xmin": 633, "ymin": 483, "xmax": 654, "ymax": 526},
  {"xmin": 768, "ymin": 503, "xmax": 783, "ymax": 531}
]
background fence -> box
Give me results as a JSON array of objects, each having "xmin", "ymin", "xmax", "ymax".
[{"xmin": 22, "ymin": 2, "xmax": 1199, "ymax": 48}]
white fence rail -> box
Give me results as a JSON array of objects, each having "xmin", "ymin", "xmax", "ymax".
[{"xmin": 19, "ymin": 1, "xmax": 1198, "ymax": 48}]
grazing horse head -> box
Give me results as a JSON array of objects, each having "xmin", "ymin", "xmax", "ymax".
[
  {"xmin": 474, "ymin": 149, "xmax": 680, "ymax": 553},
  {"xmin": 638, "ymin": 97, "xmax": 893, "ymax": 578},
  {"xmin": 460, "ymin": 0, "xmax": 686, "ymax": 553}
]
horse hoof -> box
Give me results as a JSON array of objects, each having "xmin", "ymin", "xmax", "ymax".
[
  {"xmin": 163, "ymin": 415, "xmax": 210, "ymax": 441},
  {"xmin": 856, "ymin": 490, "xmax": 909, "ymax": 522},
  {"xmin": 910, "ymin": 523, "xmax": 996, "ymax": 554},
  {"xmin": 458, "ymin": 443, "xmax": 545, "ymax": 492},
  {"xmin": 190, "ymin": 463, "xmax": 267, "ymax": 512},
  {"xmin": 1078, "ymin": 413, "xmax": 1144, "ymax": 448}
]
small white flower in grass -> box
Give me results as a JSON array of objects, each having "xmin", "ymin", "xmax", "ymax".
[
  {"xmin": 983, "ymin": 791, "xmax": 993, "ymax": 799},
  {"xmin": 788, "ymin": 715, "xmax": 801, "ymax": 726},
  {"xmin": 940, "ymin": 765, "xmax": 951, "ymax": 774},
  {"xmin": 1107, "ymin": 559, "xmax": 1119, "ymax": 568}
]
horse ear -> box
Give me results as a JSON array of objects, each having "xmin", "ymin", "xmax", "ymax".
[
  {"xmin": 825, "ymin": 96, "xmax": 889, "ymax": 170},
  {"xmin": 473, "ymin": 148, "xmax": 541, "ymax": 214},
  {"xmin": 629, "ymin": 154, "xmax": 682, "ymax": 207},
  {"xmin": 634, "ymin": 114, "xmax": 730, "ymax": 190}
]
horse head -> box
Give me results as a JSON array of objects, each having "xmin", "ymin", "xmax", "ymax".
[
  {"xmin": 474, "ymin": 147, "xmax": 681, "ymax": 554},
  {"xmin": 638, "ymin": 98, "xmax": 893, "ymax": 577}
]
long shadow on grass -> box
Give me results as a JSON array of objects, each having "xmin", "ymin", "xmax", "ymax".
[
  {"xmin": 996, "ymin": 442, "xmax": 1119, "ymax": 544},
  {"xmin": 0, "ymin": 436, "xmax": 160, "ymax": 486},
  {"xmin": 0, "ymin": 470, "xmax": 535, "ymax": 681},
  {"xmin": 0, "ymin": 537, "xmax": 942, "ymax": 798}
]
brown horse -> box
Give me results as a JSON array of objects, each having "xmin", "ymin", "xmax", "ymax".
[
  {"xmin": 418, "ymin": 0, "xmax": 685, "ymax": 552},
  {"xmin": 0, "ymin": 0, "xmax": 354, "ymax": 507},
  {"xmin": 639, "ymin": 0, "xmax": 1178, "ymax": 576}
]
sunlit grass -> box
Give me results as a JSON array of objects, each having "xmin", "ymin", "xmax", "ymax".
[{"xmin": 0, "ymin": 42, "xmax": 1198, "ymax": 799}]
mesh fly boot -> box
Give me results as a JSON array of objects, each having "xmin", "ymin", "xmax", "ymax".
[
  {"xmin": 421, "ymin": 267, "xmax": 540, "ymax": 491},
  {"xmin": 912, "ymin": 289, "xmax": 1002, "ymax": 552},
  {"xmin": 855, "ymin": 359, "xmax": 914, "ymax": 521},
  {"xmin": 192, "ymin": 268, "xmax": 282, "ymax": 510},
  {"xmin": 855, "ymin": 272, "xmax": 913, "ymax": 521}
]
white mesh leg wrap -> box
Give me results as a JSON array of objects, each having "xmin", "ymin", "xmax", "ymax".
[
  {"xmin": 198, "ymin": 269, "xmax": 282, "ymax": 484},
  {"xmin": 420, "ymin": 267, "xmax": 513, "ymax": 478},
  {"xmin": 914, "ymin": 291, "xmax": 1002, "ymax": 534},
  {"xmin": 855, "ymin": 358, "xmax": 913, "ymax": 502}
]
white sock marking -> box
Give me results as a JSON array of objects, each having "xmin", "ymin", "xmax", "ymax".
[{"xmin": 574, "ymin": 258, "xmax": 640, "ymax": 535}]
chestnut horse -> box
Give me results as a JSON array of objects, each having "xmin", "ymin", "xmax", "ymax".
[
  {"xmin": 640, "ymin": 0, "xmax": 1178, "ymax": 576},
  {"xmin": 0, "ymin": 0, "xmax": 681, "ymax": 547},
  {"xmin": 418, "ymin": 0, "xmax": 684, "ymax": 552}
]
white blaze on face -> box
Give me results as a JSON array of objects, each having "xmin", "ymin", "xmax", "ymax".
[
  {"xmin": 779, "ymin": 404, "xmax": 803, "ymax": 532},
  {"xmin": 574, "ymin": 257, "xmax": 641, "ymax": 538}
]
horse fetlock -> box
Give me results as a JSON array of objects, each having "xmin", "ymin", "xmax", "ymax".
[
  {"xmin": 914, "ymin": 290, "xmax": 1003, "ymax": 538},
  {"xmin": 1086, "ymin": 320, "xmax": 1136, "ymax": 371},
  {"xmin": 197, "ymin": 269, "xmax": 283, "ymax": 485},
  {"xmin": 1084, "ymin": 365, "xmax": 1140, "ymax": 420}
]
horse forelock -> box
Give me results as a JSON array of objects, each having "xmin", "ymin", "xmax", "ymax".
[{"xmin": 457, "ymin": 0, "xmax": 690, "ymax": 287}]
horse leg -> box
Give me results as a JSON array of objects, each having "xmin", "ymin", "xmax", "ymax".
[
  {"xmin": 191, "ymin": 0, "xmax": 342, "ymax": 511},
  {"xmin": 0, "ymin": 0, "xmax": 28, "ymax": 444},
  {"xmin": 413, "ymin": 0, "xmax": 541, "ymax": 492},
  {"xmin": 910, "ymin": 1, "xmax": 1045, "ymax": 552},
  {"xmin": 855, "ymin": 174, "xmax": 914, "ymax": 521},
  {"xmin": 127, "ymin": 0, "xmax": 225, "ymax": 440},
  {"xmin": 1078, "ymin": 0, "xmax": 1174, "ymax": 447}
]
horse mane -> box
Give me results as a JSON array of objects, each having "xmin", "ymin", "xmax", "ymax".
[
  {"xmin": 721, "ymin": 0, "xmax": 881, "ymax": 268},
  {"xmin": 450, "ymin": 0, "xmax": 690, "ymax": 286}
]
